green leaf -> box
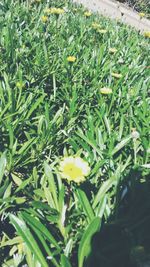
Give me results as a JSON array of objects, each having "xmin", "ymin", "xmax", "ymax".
[
  {"xmin": 3, "ymin": 182, "xmax": 12, "ymax": 198},
  {"xmin": 15, "ymin": 177, "xmax": 32, "ymax": 193},
  {"xmin": 26, "ymin": 95, "xmax": 45, "ymax": 119},
  {"xmin": 58, "ymin": 184, "xmax": 65, "ymax": 213},
  {"xmin": 111, "ymin": 135, "xmax": 132, "ymax": 156},
  {"xmin": 76, "ymin": 189, "xmax": 95, "ymax": 222},
  {"xmin": 11, "ymin": 173, "xmax": 22, "ymax": 186},
  {"xmin": 17, "ymin": 138, "xmax": 35, "ymax": 155},
  {"xmin": 78, "ymin": 217, "xmax": 101, "ymax": 267},
  {"xmin": 93, "ymin": 178, "xmax": 116, "ymax": 209},
  {"xmin": 77, "ymin": 129, "xmax": 103, "ymax": 158},
  {"xmin": 61, "ymin": 255, "xmax": 72, "ymax": 267},
  {"xmin": 21, "ymin": 212, "xmax": 60, "ymax": 267},
  {"xmin": 21, "ymin": 211, "xmax": 60, "ymax": 250},
  {"xmin": 44, "ymin": 162, "xmax": 59, "ymax": 210},
  {"xmin": 0, "ymin": 152, "xmax": 7, "ymax": 186},
  {"xmin": 9, "ymin": 214, "xmax": 49, "ymax": 267},
  {"xmin": 0, "ymin": 178, "xmax": 9, "ymax": 198}
]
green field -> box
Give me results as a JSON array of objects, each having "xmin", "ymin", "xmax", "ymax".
[{"xmin": 0, "ymin": 0, "xmax": 150, "ymax": 266}]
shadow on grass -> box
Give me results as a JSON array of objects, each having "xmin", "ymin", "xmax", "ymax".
[{"xmin": 86, "ymin": 168, "xmax": 150, "ymax": 267}]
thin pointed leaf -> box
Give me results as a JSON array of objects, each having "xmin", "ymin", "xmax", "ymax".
[{"xmin": 9, "ymin": 214, "xmax": 49, "ymax": 267}]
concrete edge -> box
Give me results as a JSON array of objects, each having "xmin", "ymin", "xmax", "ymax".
[{"xmin": 72, "ymin": 0, "xmax": 150, "ymax": 32}]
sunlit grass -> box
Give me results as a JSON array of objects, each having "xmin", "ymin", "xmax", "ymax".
[{"xmin": 0, "ymin": 0, "xmax": 150, "ymax": 266}]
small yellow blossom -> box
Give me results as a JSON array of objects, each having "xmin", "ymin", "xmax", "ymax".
[
  {"xmin": 111, "ymin": 72, "xmax": 122, "ymax": 79},
  {"xmin": 144, "ymin": 31, "xmax": 150, "ymax": 38},
  {"xmin": 97, "ymin": 29, "xmax": 107, "ymax": 34},
  {"xmin": 67, "ymin": 56, "xmax": 76, "ymax": 62},
  {"xmin": 44, "ymin": 8, "xmax": 51, "ymax": 13},
  {"xmin": 139, "ymin": 12, "xmax": 145, "ymax": 18},
  {"xmin": 100, "ymin": 87, "xmax": 112, "ymax": 95},
  {"xmin": 84, "ymin": 11, "xmax": 92, "ymax": 17},
  {"xmin": 16, "ymin": 82, "xmax": 24, "ymax": 89},
  {"xmin": 45, "ymin": 7, "xmax": 65, "ymax": 15},
  {"xmin": 109, "ymin": 47, "xmax": 118, "ymax": 54},
  {"xmin": 92, "ymin": 22, "xmax": 101, "ymax": 30},
  {"xmin": 59, "ymin": 156, "xmax": 90, "ymax": 183},
  {"xmin": 41, "ymin": 15, "xmax": 48, "ymax": 23}
]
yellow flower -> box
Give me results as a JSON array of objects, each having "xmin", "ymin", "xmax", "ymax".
[
  {"xmin": 59, "ymin": 156, "xmax": 90, "ymax": 183},
  {"xmin": 97, "ymin": 29, "xmax": 107, "ymax": 34},
  {"xmin": 67, "ymin": 56, "xmax": 76, "ymax": 62},
  {"xmin": 41, "ymin": 15, "xmax": 48, "ymax": 23},
  {"xmin": 139, "ymin": 12, "xmax": 145, "ymax": 18},
  {"xmin": 54, "ymin": 8, "xmax": 65, "ymax": 15},
  {"xmin": 45, "ymin": 7, "xmax": 65, "ymax": 15},
  {"xmin": 92, "ymin": 22, "xmax": 101, "ymax": 30},
  {"xmin": 16, "ymin": 81, "xmax": 24, "ymax": 89},
  {"xmin": 84, "ymin": 11, "xmax": 92, "ymax": 17},
  {"xmin": 111, "ymin": 72, "xmax": 122, "ymax": 79},
  {"xmin": 100, "ymin": 87, "xmax": 112, "ymax": 95},
  {"xmin": 144, "ymin": 31, "xmax": 150, "ymax": 38},
  {"xmin": 109, "ymin": 47, "xmax": 118, "ymax": 54},
  {"xmin": 44, "ymin": 8, "xmax": 51, "ymax": 13}
]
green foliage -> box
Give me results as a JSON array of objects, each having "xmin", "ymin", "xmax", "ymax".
[
  {"xmin": 78, "ymin": 217, "xmax": 101, "ymax": 267},
  {"xmin": 0, "ymin": 0, "xmax": 150, "ymax": 266},
  {"xmin": 118, "ymin": 0, "xmax": 150, "ymax": 17}
]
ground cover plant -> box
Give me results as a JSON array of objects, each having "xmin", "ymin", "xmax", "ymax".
[
  {"xmin": 118, "ymin": 0, "xmax": 150, "ymax": 17},
  {"xmin": 0, "ymin": 0, "xmax": 150, "ymax": 266}
]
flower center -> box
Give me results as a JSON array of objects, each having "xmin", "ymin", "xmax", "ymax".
[{"xmin": 63, "ymin": 163, "xmax": 83, "ymax": 179}]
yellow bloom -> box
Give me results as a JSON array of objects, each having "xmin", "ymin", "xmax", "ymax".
[
  {"xmin": 67, "ymin": 56, "xmax": 76, "ymax": 62},
  {"xmin": 44, "ymin": 8, "xmax": 51, "ymax": 13},
  {"xmin": 16, "ymin": 81, "xmax": 24, "ymax": 89},
  {"xmin": 84, "ymin": 11, "xmax": 92, "ymax": 17},
  {"xmin": 109, "ymin": 47, "xmax": 118, "ymax": 54},
  {"xmin": 92, "ymin": 22, "xmax": 101, "ymax": 30},
  {"xmin": 111, "ymin": 72, "xmax": 122, "ymax": 79},
  {"xmin": 100, "ymin": 87, "xmax": 112, "ymax": 95},
  {"xmin": 139, "ymin": 12, "xmax": 145, "ymax": 18},
  {"xmin": 45, "ymin": 7, "xmax": 65, "ymax": 15},
  {"xmin": 97, "ymin": 29, "xmax": 107, "ymax": 34},
  {"xmin": 54, "ymin": 8, "xmax": 65, "ymax": 15},
  {"xmin": 59, "ymin": 156, "xmax": 90, "ymax": 183},
  {"xmin": 41, "ymin": 15, "xmax": 48, "ymax": 23},
  {"xmin": 144, "ymin": 31, "xmax": 150, "ymax": 38}
]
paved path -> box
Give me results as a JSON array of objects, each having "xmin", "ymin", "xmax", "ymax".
[{"xmin": 73, "ymin": 0, "xmax": 150, "ymax": 32}]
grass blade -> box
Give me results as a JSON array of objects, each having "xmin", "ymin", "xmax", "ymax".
[
  {"xmin": 10, "ymin": 214, "xmax": 49, "ymax": 267},
  {"xmin": 78, "ymin": 217, "xmax": 101, "ymax": 267}
]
